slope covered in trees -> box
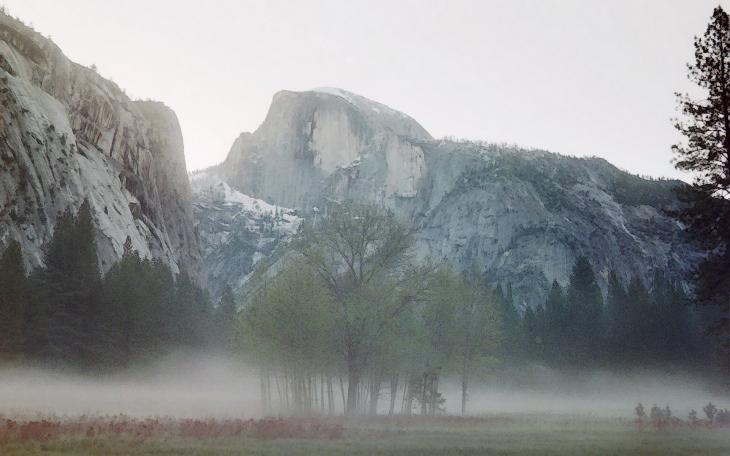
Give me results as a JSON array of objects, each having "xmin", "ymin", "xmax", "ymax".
[{"xmin": 0, "ymin": 202, "xmax": 227, "ymax": 369}]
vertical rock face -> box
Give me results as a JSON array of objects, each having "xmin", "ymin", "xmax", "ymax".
[
  {"xmin": 0, "ymin": 12, "xmax": 201, "ymax": 278},
  {"xmin": 217, "ymin": 88, "xmax": 432, "ymax": 209},
  {"xmin": 190, "ymin": 171, "xmax": 301, "ymax": 297},
  {"xmin": 203, "ymin": 88, "xmax": 701, "ymax": 306}
]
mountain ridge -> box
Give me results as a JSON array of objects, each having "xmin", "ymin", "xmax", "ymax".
[{"xmin": 198, "ymin": 87, "xmax": 699, "ymax": 306}]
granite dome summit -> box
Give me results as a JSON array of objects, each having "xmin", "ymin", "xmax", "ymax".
[{"xmin": 196, "ymin": 88, "xmax": 699, "ymax": 306}]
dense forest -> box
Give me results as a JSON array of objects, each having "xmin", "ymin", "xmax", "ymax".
[
  {"xmin": 0, "ymin": 193, "xmax": 717, "ymax": 418},
  {"xmin": 0, "ymin": 201, "xmax": 235, "ymax": 369},
  {"xmin": 0, "ymin": 200, "xmax": 713, "ymax": 414}
]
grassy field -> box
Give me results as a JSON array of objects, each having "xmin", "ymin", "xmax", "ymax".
[{"xmin": 1, "ymin": 414, "xmax": 730, "ymax": 455}]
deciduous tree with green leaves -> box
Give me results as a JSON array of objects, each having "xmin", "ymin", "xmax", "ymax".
[{"xmin": 291, "ymin": 202, "xmax": 422, "ymax": 415}]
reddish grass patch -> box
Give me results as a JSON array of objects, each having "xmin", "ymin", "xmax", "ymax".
[{"xmin": 0, "ymin": 416, "xmax": 344, "ymax": 444}]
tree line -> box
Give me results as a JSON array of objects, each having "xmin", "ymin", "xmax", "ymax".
[
  {"xmin": 517, "ymin": 259, "xmax": 697, "ymax": 369},
  {"xmin": 0, "ymin": 201, "xmax": 235, "ymax": 369},
  {"xmin": 0, "ymin": 201, "xmax": 707, "ymax": 415},
  {"xmin": 240, "ymin": 203, "xmax": 701, "ymax": 417}
]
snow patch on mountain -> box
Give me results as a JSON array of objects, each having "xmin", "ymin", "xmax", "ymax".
[
  {"xmin": 191, "ymin": 171, "xmax": 301, "ymax": 297},
  {"xmin": 311, "ymin": 87, "xmax": 425, "ymax": 129}
]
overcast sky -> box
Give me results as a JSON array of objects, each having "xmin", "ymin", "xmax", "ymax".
[{"xmin": 1, "ymin": 0, "xmax": 724, "ymax": 179}]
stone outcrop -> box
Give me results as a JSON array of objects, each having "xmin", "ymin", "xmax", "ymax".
[
  {"xmin": 0, "ymin": 12, "xmax": 201, "ymax": 278},
  {"xmin": 202, "ymin": 88, "xmax": 700, "ymax": 306}
]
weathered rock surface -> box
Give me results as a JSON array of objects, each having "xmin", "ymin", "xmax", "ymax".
[
  {"xmin": 203, "ymin": 88, "xmax": 700, "ymax": 306},
  {"xmin": 190, "ymin": 171, "xmax": 300, "ymax": 298},
  {"xmin": 217, "ymin": 88, "xmax": 432, "ymax": 209},
  {"xmin": 0, "ymin": 12, "xmax": 201, "ymax": 277}
]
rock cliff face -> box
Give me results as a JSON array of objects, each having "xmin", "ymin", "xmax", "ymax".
[
  {"xmin": 217, "ymin": 88, "xmax": 432, "ymax": 209},
  {"xmin": 190, "ymin": 171, "xmax": 300, "ymax": 297},
  {"xmin": 0, "ymin": 12, "xmax": 201, "ymax": 277},
  {"xmin": 202, "ymin": 88, "xmax": 700, "ymax": 306}
]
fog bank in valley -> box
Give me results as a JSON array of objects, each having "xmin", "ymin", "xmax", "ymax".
[
  {"xmin": 442, "ymin": 367, "xmax": 729, "ymax": 417},
  {"xmin": 0, "ymin": 353, "xmax": 261, "ymax": 419},
  {"xmin": 0, "ymin": 354, "xmax": 726, "ymax": 420}
]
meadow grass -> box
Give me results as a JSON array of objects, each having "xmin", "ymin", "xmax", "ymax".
[{"xmin": 1, "ymin": 414, "xmax": 729, "ymax": 455}]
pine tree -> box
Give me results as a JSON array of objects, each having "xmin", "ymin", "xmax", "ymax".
[
  {"xmin": 100, "ymin": 242, "xmax": 151, "ymax": 364},
  {"xmin": 33, "ymin": 201, "xmax": 101, "ymax": 367},
  {"xmin": 606, "ymin": 270, "xmax": 629, "ymax": 361},
  {"xmin": 565, "ymin": 257, "xmax": 604, "ymax": 365},
  {"xmin": 173, "ymin": 271, "xmax": 211, "ymax": 348},
  {"xmin": 216, "ymin": 285, "xmax": 238, "ymax": 350},
  {"xmin": 673, "ymin": 6, "xmax": 730, "ymax": 347},
  {"xmin": 496, "ymin": 283, "xmax": 523, "ymax": 362},
  {"xmin": 543, "ymin": 280, "xmax": 567, "ymax": 364},
  {"xmin": 649, "ymin": 271, "xmax": 694, "ymax": 362},
  {"xmin": 0, "ymin": 240, "xmax": 28, "ymax": 355},
  {"xmin": 625, "ymin": 275, "xmax": 652, "ymax": 361},
  {"xmin": 218, "ymin": 286, "xmax": 237, "ymax": 317},
  {"xmin": 522, "ymin": 306, "xmax": 538, "ymax": 358}
]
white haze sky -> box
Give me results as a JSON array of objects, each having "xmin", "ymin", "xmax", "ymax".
[{"xmin": 1, "ymin": 0, "xmax": 725, "ymax": 179}]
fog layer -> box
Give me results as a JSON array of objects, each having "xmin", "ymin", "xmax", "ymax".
[{"xmin": 0, "ymin": 354, "xmax": 726, "ymax": 419}]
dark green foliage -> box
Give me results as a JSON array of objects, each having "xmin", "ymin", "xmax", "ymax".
[
  {"xmin": 495, "ymin": 283, "xmax": 525, "ymax": 363},
  {"xmin": 647, "ymin": 271, "xmax": 695, "ymax": 362},
  {"xmin": 214, "ymin": 285, "xmax": 238, "ymax": 350},
  {"xmin": 673, "ymin": 6, "xmax": 730, "ymax": 339},
  {"xmin": 622, "ymin": 276, "xmax": 653, "ymax": 360},
  {"xmin": 610, "ymin": 173, "xmax": 680, "ymax": 207},
  {"xmin": 0, "ymin": 240, "xmax": 28, "ymax": 355},
  {"xmin": 674, "ymin": 7, "xmax": 730, "ymax": 196},
  {"xmin": 606, "ymin": 271, "xmax": 631, "ymax": 360},
  {"xmin": 537, "ymin": 280, "xmax": 568, "ymax": 364},
  {"xmin": 565, "ymin": 256, "xmax": 604, "ymax": 365},
  {"xmin": 30, "ymin": 201, "xmax": 102, "ymax": 366},
  {"xmin": 450, "ymin": 154, "xmax": 578, "ymax": 212},
  {"xmin": 523, "ymin": 258, "xmax": 699, "ymax": 369},
  {"xmin": 2, "ymin": 203, "xmax": 214, "ymax": 370},
  {"xmin": 101, "ymin": 245, "xmax": 212, "ymax": 366}
]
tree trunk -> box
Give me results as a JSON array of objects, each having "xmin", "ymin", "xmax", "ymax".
[
  {"xmin": 259, "ymin": 368, "xmax": 267, "ymax": 414},
  {"xmin": 461, "ymin": 364, "xmax": 469, "ymax": 416},
  {"xmin": 327, "ymin": 375, "xmax": 334, "ymax": 415},
  {"xmin": 369, "ymin": 380, "xmax": 380, "ymax": 416},
  {"xmin": 346, "ymin": 371, "xmax": 359, "ymax": 415},
  {"xmin": 404, "ymin": 376, "xmax": 414, "ymax": 415},
  {"xmin": 284, "ymin": 369, "xmax": 290, "ymax": 410},
  {"xmin": 274, "ymin": 373, "xmax": 283, "ymax": 411},
  {"xmin": 420, "ymin": 372, "xmax": 428, "ymax": 416},
  {"xmin": 389, "ymin": 374, "xmax": 399, "ymax": 416},
  {"xmin": 430, "ymin": 373, "xmax": 440, "ymax": 416},
  {"xmin": 339, "ymin": 376, "xmax": 346, "ymax": 413},
  {"xmin": 320, "ymin": 374, "xmax": 325, "ymax": 414}
]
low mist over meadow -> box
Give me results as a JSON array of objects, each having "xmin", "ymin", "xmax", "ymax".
[
  {"xmin": 0, "ymin": 354, "xmax": 726, "ymax": 420},
  {"xmin": 0, "ymin": 354, "xmax": 260, "ymax": 419}
]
